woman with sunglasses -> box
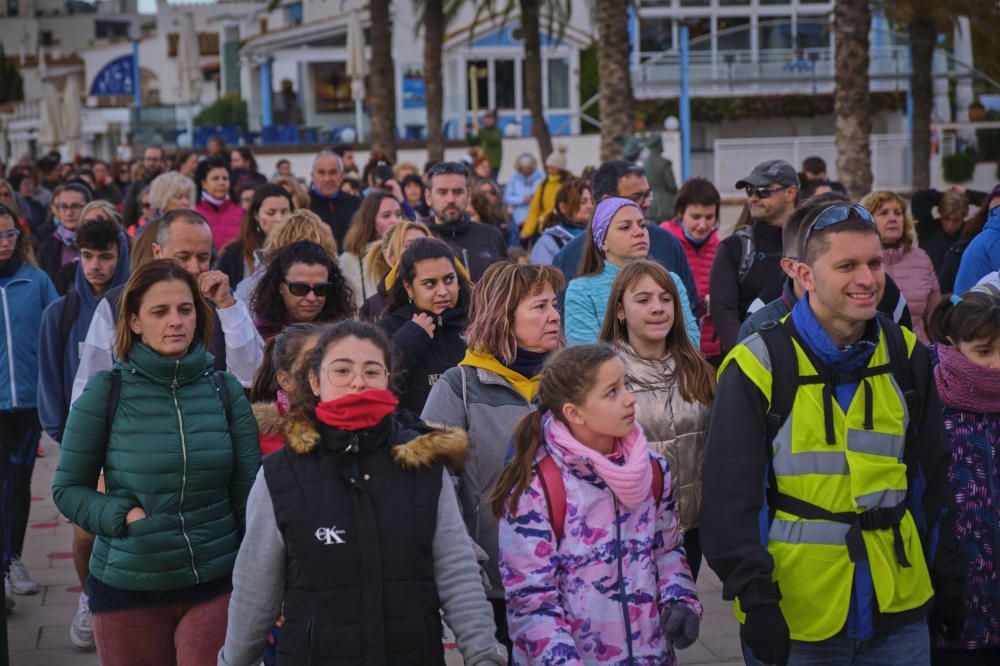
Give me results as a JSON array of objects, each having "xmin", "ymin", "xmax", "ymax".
[{"xmin": 250, "ymin": 240, "xmax": 353, "ymax": 341}]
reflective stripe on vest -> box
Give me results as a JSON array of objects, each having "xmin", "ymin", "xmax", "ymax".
[{"xmin": 728, "ymin": 326, "xmax": 934, "ymax": 642}]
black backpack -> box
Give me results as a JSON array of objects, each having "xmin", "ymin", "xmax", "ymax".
[
  {"xmin": 104, "ymin": 369, "xmax": 233, "ymax": 433},
  {"xmin": 735, "ymin": 225, "xmax": 783, "ymax": 283}
]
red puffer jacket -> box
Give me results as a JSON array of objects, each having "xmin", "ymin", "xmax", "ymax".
[{"xmin": 663, "ymin": 219, "xmax": 721, "ymax": 358}]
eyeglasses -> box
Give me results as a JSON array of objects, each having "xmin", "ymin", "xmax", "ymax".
[
  {"xmin": 285, "ymin": 281, "xmax": 333, "ymax": 297},
  {"xmin": 56, "ymin": 203, "xmax": 85, "ymax": 212},
  {"xmin": 625, "ymin": 189, "xmax": 652, "ymax": 204},
  {"xmin": 0, "ymin": 229, "xmax": 20, "ymax": 243},
  {"xmin": 322, "ymin": 363, "xmax": 389, "ymax": 387},
  {"xmin": 799, "ymin": 204, "xmax": 877, "ymax": 255},
  {"xmin": 745, "ymin": 185, "xmax": 788, "ymax": 199}
]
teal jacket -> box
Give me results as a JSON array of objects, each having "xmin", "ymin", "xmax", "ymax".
[{"xmin": 53, "ymin": 342, "xmax": 260, "ymax": 592}]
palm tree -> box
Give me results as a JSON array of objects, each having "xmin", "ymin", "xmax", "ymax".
[
  {"xmin": 833, "ymin": 0, "xmax": 872, "ymax": 201},
  {"xmin": 423, "ymin": 0, "xmax": 446, "ymax": 163},
  {"xmin": 595, "ymin": 0, "xmax": 633, "ymax": 161},
  {"xmin": 519, "ymin": 0, "xmax": 553, "ymax": 161},
  {"xmin": 369, "ymin": 0, "xmax": 398, "ymax": 160}
]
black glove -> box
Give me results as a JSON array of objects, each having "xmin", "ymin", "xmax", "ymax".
[
  {"xmin": 740, "ymin": 604, "xmax": 790, "ymax": 666},
  {"xmin": 661, "ymin": 602, "xmax": 700, "ymax": 650},
  {"xmin": 928, "ymin": 595, "xmax": 965, "ymax": 641}
]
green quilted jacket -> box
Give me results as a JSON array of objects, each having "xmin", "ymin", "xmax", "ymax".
[{"xmin": 53, "ymin": 342, "xmax": 260, "ymax": 592}]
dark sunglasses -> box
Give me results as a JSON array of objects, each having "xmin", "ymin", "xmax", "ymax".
[
  {"xmin": 285, "ymin": 281, "xmax": 333, "ymax": 297},
  {"xmin": 799, "ymin": 204, "xmax": 877, "ymax": 255},
  {"xmin": 745, "ymin": 185, "xmax": 788, "ymax": 199}
]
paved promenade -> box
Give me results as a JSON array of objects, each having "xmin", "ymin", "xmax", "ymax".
[{"xmin": 9, "ymin": 436, "xmax": 742, "ymax": 665}]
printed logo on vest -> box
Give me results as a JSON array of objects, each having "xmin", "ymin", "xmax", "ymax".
[{"xmin": 314, "ymin": 526, "xmax": 347, "ymax": 545}]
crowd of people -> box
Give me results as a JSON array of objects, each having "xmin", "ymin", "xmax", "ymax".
[{"xmin": 0, "ymin": 137, "xmax": 996, "ymax": 666}]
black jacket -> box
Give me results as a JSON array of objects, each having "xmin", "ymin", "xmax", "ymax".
[
  {"xmin": 709, "ymin": 221, "xmax": 784, "ymax": 354},
  {"xmin": 912, "ymin": 188, "xmax": 988, "ymax": 272},
  {"xmin": 378, "ymin": 304, "xmax": 468, "ymax": 415},
  {"xmin": 308, "ymin": 191, "xmax": 361, "ymax": 251},
  {"xmin": 217, "ymin": 240, "xmax": 249, "ymax": 287},
  {"xmin": 36, "ymin": 235, "xmax": 77, "ymax": 295},
  {"xmin": 263, "ymin": 412, "xmax": 463, "ymax": 665},
  {"xmin": 428, "ymin": 216, "xmax": 507, "ymax": 282}
]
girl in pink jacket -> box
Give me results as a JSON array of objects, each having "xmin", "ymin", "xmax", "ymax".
[{"xmin": 493, "ymin": 344, "xmax": 701, "ymax": 665}]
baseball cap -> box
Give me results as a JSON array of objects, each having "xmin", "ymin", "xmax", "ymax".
[{"xmin": 735, "ymin": 160, "xmax": 798, "ymax": 190}]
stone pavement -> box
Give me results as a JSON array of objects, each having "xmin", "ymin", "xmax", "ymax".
[{"xmin": 8, "ymin": 436, "xmax": 741, "ymax": 665}]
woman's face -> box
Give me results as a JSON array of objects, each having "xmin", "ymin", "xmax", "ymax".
[
  {"xmin": 279, "ymin": 262, "xmax": 330, "ymax": 323},
  {"xmin": 256, "ymin": 196, "xmax": 292, "ymax": 235},
  {"xmin": 311, "ymin": 336, "xmax": 390, "ymax": 402},
  {"xmin": 230, "ymin": 151, "xmax": 247, "ymax": 170},
  {"xmin": 874, "ymin": 199, "xmax": 905, "ymax": 245},
  {"xmin": 616, "ymin": 275, "xmax": 674, "ymax": 350},
  {"xmin": 202, "ymin": 167, "xmax": 230, "ymax": 200},
  {"xmin": 276, "ymin": 334, "xmax": 319, "ymax": 394},
  {"xmin": 474, "ymin": 161, "xmax": 492, "ymax": 179},
  {"xmin": 955, "ymin": 337, "xmax": 1000, "ymax": 370},
  {"xmin": 167, "ymin": 190, "xmax": 193, "ymax": 212},
  {"xmin": 571, "ymin": 357, "xmax": 637, "ymax": 442},
  {"xmin": 602, "ymin": 206, "xmax": 649, "ymax": 266},
  {"xmin": 0, "ymin": 186, "xmax": 14, "ymax": 210},
  {"xmin": 56, "ymin": 190, "xmax": 88, "ymax": 230},
  {"xmin": 403, "ymin": 182, "xmax": 423, "ymax": 205},
  {"xmin": 180, "ymin": 154, "xmax": 199, "ymax": 178},
  {"xmin": 140, "ymin": 193, "xmax": 152, "ymax": 219},
  {"xmin": 511, "ymin": 285, "xmax": 562, "ymax": 353},
  {"xmin": 374, "ymin": 197, "xmax": 403, "ymax": 238},
  {"xmin": 384, "ymin": 229, "xmax": 429, "ymax": 266},
  {"xmin": 0, "ymin": 214, "xmax": 20, "ymax": 262},
  {"xmin": 406, "ymin": 257, "xmax": 459, "ymax": 314},
  {"xmin": 128, "ymin": 279, "xmax": 197, "ymax": 359},
  {"xmin": 680, "ymin": 203, "xmax": 718, "ymax": 241},
  {"xmin": 17, "ymin": 178, "xmax": 34, "ymax": 198},
  {"xmin": 571, "ymin": 189, "xmax": 595, "ymax": 224},
  {"xmin": 239, "ymin": 189, "xmax": 255, "ymax": 210}
]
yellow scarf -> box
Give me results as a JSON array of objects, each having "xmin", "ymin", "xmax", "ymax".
[{"xmin": 459, "ymin": 349, "xmax": 540, "ymax": 402}]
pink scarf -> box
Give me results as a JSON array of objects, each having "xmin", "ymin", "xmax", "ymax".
[
  {"xmin": 545, "ymin": 413, "xmax": 652, "ymax": 510},
  {"xmin": 934, "ymin": 344, "xmax": 1000, "ymax": 414}
]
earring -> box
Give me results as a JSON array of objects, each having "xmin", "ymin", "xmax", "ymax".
[
  {"xmin": 408, "ymin": 296, "xmax": 413, "ymax": 304},
  {"xmin": 618, "ymin": 318, "xmax": 625, "ymax": 325}
]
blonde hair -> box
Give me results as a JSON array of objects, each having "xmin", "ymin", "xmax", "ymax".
[
  {"xmin": 263, "ymin": 209, "xmax": 338, "ymax": 260},
  {"xmin": 81, "ymin": 200, "xmax": 124, "ymax": 227},
  {"xmin": 860, "ymin": 191, "xmax": 917, "ymax": 251},
  {"xmin": 362, "ymin": 219, "xmax": 431, "ymax": 285},
  {"xmin": 271, "ymin": 176, "xmax": 310, "ymax": 210},
  {"xmin": 149, "ymin": 172, "xmax": 196, "ymax": 216},
  {"xmin": 939, "ymin": 190, "xmax": 970, "ymax": 221}
]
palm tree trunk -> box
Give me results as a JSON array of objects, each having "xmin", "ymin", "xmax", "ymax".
[
  {"xmin": 520, "ymin": 0, "xmax": 553, "ymax": 162},
  {"xmin": 833, "ymin": 0, "xmax": 873, "ymax": 200},
  {"xmin": 424, "ymin": 0, "xmax": 445, "ymax": 163},
  {"xmin": 909, "ymin": 18, "xmax": 935, "ymax": 190},
  {"xmin": 595, "ymin": 0, "xmax": 633, "ymax": 162},
  {"xmin": 369, "ymin": 0, "xmax": 397, "ymax": 160}
]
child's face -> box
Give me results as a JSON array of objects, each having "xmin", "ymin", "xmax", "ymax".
[
  {"xmin": 570, "ymin": 358, "xmax": 636, "ymax": 443},
  {"xmin": 955, "ymin": 337, "xmax": 1000, "ymax": 370}
]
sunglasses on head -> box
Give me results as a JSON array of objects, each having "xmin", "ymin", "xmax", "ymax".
[
  {"xmin": 799, "ymin": 203, "xmax": 877, "ymax": 255},
  {"xmin": 745, "ymin": 185, "xmax": 788, "ymax": 199},
  {"xmin": 285, "ymin": 281, "xmax": 333, "ymax": 297}
]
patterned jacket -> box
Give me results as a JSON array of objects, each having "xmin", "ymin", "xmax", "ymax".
[{"xmin": 498, "ymin": 415, "xmax": 700, "ymax": 665}]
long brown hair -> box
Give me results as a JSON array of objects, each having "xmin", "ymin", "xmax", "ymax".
[
  {"xmin": 249, "ymin": 322, "xmax": 325, "ymax": 402},
  {"xmin": 240, "ymin": 184, "xmax": 293, "ymax": 272},
  {"xmin": 342, "ymin": 190, "xmax": 400, "ymax": 257},
  {"xmin": 490, "ymin": 344, "xmax": 619, "ymax": 518},
  {"xmin": 598, "ymin": 260, "xmax": 715, "ymax": 405},
  {"xmin": 0, "ymin": 204, "xmax": 36, "ymax": 266},
  {"xmin": 115, "ymin": 259, "xmax": 214, "ymax": 360}
]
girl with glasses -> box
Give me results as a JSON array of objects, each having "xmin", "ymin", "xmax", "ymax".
[
  {"xmin": 219, "ymin": 320, "xmax": 506, "ymax": 666},
  {"xmin": 250, "ymin": 240, "xmax": 353, "ymax": 341}
]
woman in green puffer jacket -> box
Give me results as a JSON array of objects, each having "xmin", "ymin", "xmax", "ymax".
[{"xmin": 53, "ymin": 258, "xmax": 260, "ymax": 666}]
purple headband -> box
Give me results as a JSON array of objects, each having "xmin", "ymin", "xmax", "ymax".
[{"xmin": 592, "ymin": 197, "xmax": 642, "ymax": 249}]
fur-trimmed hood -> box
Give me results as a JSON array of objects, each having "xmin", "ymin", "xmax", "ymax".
[
  {"xmin": 252, "ymin": 401, "xmax": 285, "ymax": 436},
  {"xmin": 283, "ymin": 410, "xmax": 468, "ymax": 470}
]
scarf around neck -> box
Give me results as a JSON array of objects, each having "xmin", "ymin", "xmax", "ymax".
[
  {"xmin": 545, "ymin": 413, "xmax": 653, "ymax": 510},
  {"xmin": 934, "ymin": 344, "xmax": 1000, "ymax": 414},
  {"xmin": 54, "ymin": 220, "xmax": 77, "ymax": 247},
  {"xmin": 314, "ymin": 389, "xmax": 399, "ymax": 431},
  {"xmin": 201, "ymin": 192, "xmax": 229, "ymax": 207},
  {"xmin": 502, "ymin": 347, "xmax": 549, "ymax": 380},
  {"xmin": 459, "ymin": 348, "xmax": 541, "ymax": 401}
]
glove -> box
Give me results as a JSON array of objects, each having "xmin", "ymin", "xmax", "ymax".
[
  {"xmin": 661, "ymin": 602, "xmax": 700, "ymax": 650},
  {"xmin": 739, "ymin": 604, "xmax": 790, "ymax": 666},
  {"xmin": 928, "ymin": 595, "xmax": 965, "ymax": 641}
]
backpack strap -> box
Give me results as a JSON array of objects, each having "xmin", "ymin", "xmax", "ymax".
[
  {"xmin": 650, "ymin": 457, "xmax": 664, "ymax": 506},
  {"xmin": 105, "ymin": 368, "xmax": 122, "ymax": 434},
  {"xmin": 211, "ymin": 371, "xmax": 234, "ymax": 425},
  {"xmin": 735, "ymin": 226, "xmax": 756, "ymax": 283},
  {"xmin": 59, "ymin": 287, "xmax": 80, "ymax": 351},
  {"xmin": 755, "ymin": 319, "xmax": 799, "ymax": 442},
  {"xmin": 876, "ymin": 313, "xmax": 917, "ymax": 417}
]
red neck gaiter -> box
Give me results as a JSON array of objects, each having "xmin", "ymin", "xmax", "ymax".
[{"xmin": 314, "ymin": 390, "xmax": 399, "ymax": 431}]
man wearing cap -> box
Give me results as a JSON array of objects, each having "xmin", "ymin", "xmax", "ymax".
[
  {"xmin": 709, "ymin": 159, "xmax": 798, "ymax": 355},
  {"xmin": 503, "ymin": 154, "xmax": 544, "ymax": 245}
]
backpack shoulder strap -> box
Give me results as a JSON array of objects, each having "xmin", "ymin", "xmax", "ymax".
[
  {"xmin": 60, "ymin": 287, "xmax": 80, "ymax": 348},
  {"xmin": 735, "ymin": 226, "xmax": 756, "ymax": 283},
  {"xmin": 105, "ymin": 368, "xmax": 122, "ymax": 433},
  {"xmin": 650, "ymin": 457, "xmax": 664, "ymax": 507},
  {"xmin": 536, "ymin": 454, "xmax": 567, "ymax": 544},
  {"xmin": 877, "ymin": 313, "xmax": 917, "ymax": 415},
  {"xmin": 755, "ymin": 319, "xmax": 799, "ymax": 441},
  {"xmin": 212, "ymin": 372, "xmax": 234, "ymax": 425}
]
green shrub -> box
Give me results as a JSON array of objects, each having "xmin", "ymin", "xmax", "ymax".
[
  {"xmin": 942, "ymin": 150, "xmax": 979, "ymax": 184},
  {"xmin": 194, "ymin": 96, "xmax": 248, "ymax": 130}
]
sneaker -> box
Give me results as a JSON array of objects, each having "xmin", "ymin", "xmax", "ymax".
[
  {"xmin": 69, "ymin": 593, "xmax": 95, "ymax": 650},
  {"xmin": 4, "ymin": 576, "xmax": 14, "ymax": 615},
  {"xmin": 8, "ymin": 558, "xmax": 39, "ymax": 595}
]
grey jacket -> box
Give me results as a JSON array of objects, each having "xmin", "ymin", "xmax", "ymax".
[
  {"xmin": 217, "ymin": 467, "xmax": 506, "ymax": 666},
  {"xmin": 421, "ymin": 365, "xmax": 534, "ymax": 598},
  {"xmin": 617, "ymin": 343, "xmax": 710, "ymax": 531}
]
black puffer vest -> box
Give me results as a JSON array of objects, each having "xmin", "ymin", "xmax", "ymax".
[{"xmin": 263, "ymin": 414, "xmax": 450, "ymax": 666}]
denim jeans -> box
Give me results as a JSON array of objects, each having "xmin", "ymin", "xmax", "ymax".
[{"xmin": 742, "ymin": 619, "xmax": 930, "ymax": 666}]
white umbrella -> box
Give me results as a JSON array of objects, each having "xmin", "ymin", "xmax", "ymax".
[
  {"xmin": 177, "ymin": 12, "xmax": 202, "ymax": 144},
  {"xmin": 61, "ymin": 76, "xmax": 84, "ymax": 158},
  {"xmin": 346, "ymin": 10, "xmax": 368, "ymax": 141},
  {"xmin": 38, "ymin": 81, "xmax": 63, "ymax": 151}
]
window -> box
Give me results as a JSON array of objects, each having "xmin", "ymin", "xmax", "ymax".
[
  {"xmin": 679, "ymin": 0, "xmax": 709, "ymax": 6},
  {"xmin": 687, "ymin": 17, "xmax": 711, "ymax": 51},
  {"xmin": 286, "ymin": 2, "xmax": 303, "ymax": 25},
  {"xmin": 6, "ymin": 0, "xmax": 17, "ymax": 17},
  {"xmin": 311, "ymin": 62, "xmax": 354, "ymax": 112},
  {"xmin": 719, "ymin": 0, "xmax": 750, "ymax": 4},
  {"xmin": 167, "ymin": 33, "xmax": 220, "ymax": 57},
  {"xmin": 547, "ymin": 58, "xmax": 570, "ymax": 109},
  {"xmin": 759, "ymin": 16, "xmax": 793, "ymax": 50},
  {"xmin": 639, "ymin": 18, "xmax": 673, "ymax": 53},
  {"xmin": 796, "ymin": 19, "xmax": 830, "ymax": 50},
  {"xmin": 40, "ymin": 31, "xmax": 53, "ymax": 47},
  {"xmin": 717, "ymin": 16, "xmax": 751, "ymax": 51},
  {"xmin": 96, "ymin": 20, "xmax": 130, "ymax": 40},
  {"xmin": 467, "ymin": 60, "xmax": 488, "ymax": 111},
  {"xmin": 495, "ymin": 60, "xmax": 516, "ymax": 109}
]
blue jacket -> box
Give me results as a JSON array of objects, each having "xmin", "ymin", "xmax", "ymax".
[
  {"xmin": 954, "ymin": 206, "xmax": 1000, "ymax": 294},
  {"xmin": 503, "ymin": 170, "xmax": 544, "ymax": 227},
  {"xmin": 38, "ymin": 234, "xmax": 131, "ymax": 441},
  {"xmin": 0, "ymin": 262, "xmax": 59, "ymax": 411},
  {"xmin": 552, "ymin": 223, "xmax": 698, "ymax": 317}
]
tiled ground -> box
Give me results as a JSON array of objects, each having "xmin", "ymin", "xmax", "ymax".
[{"xmin": 9, "ymin": 436, "xmax": 741, "ymax": 664}]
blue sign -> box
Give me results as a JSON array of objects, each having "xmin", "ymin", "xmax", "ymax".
[
  {"xmin": 90, "ymin": 55, "xmax": 135, "ymax": 96},
  {"xmin": 402, "ymin": 65, "xmax": 425, "ymax": 110}
]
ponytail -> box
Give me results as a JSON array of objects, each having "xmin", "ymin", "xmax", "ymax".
[
  {"xmin": 928, "ymin": 288, "xmax": 1000, "ymax": 345},
  {"xmin": 249, "ymin": 337, "xmax": 280, "ymax": 403},
  {"xmin": 490, "ymin": 410, "xmax": 545, "ymax": 518}
]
